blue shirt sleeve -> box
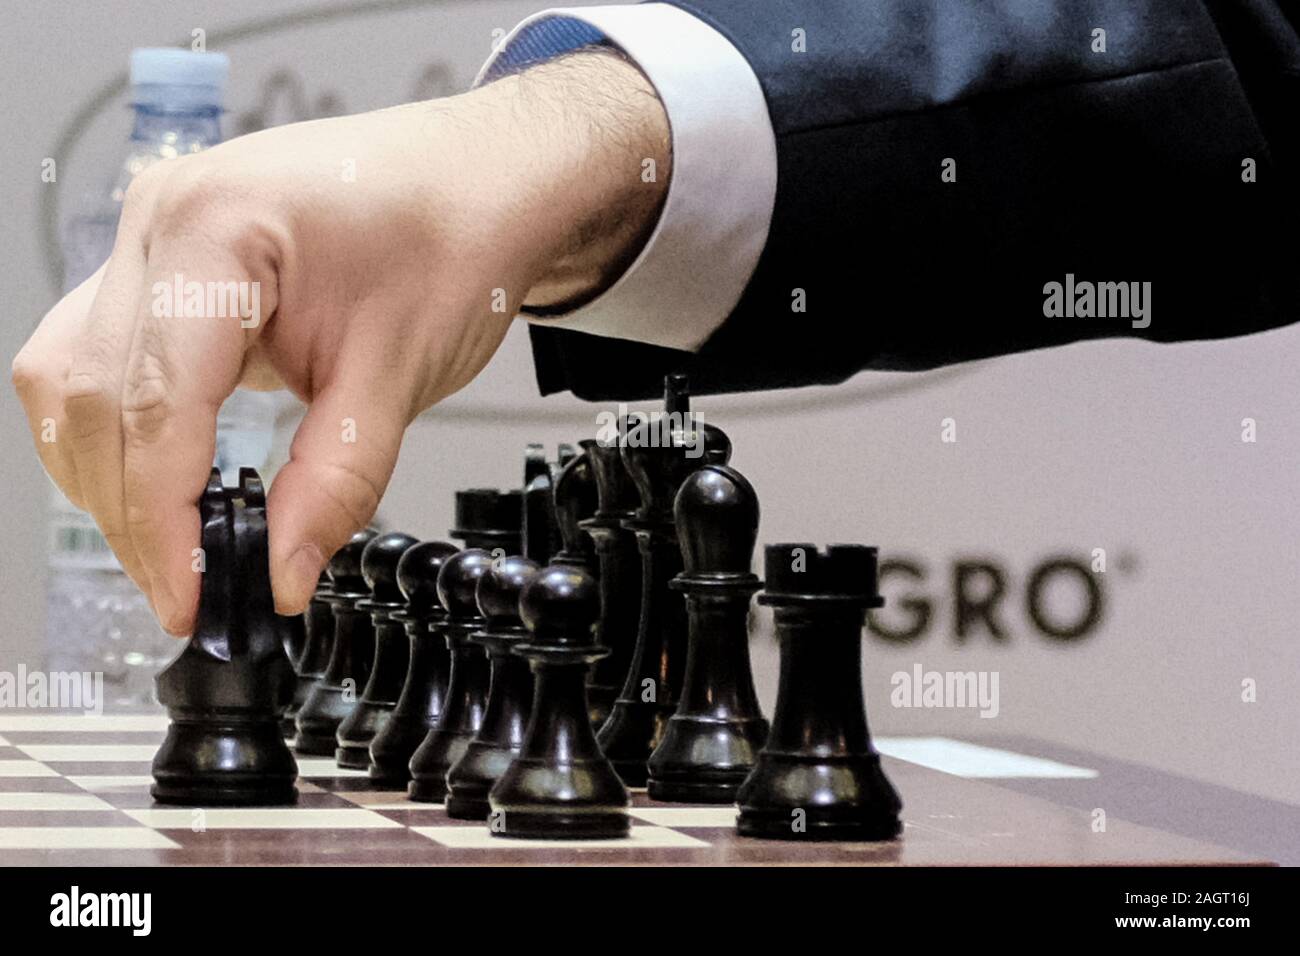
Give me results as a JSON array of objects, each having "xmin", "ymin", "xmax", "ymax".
[{"xmin": 481, "ymin": 17, "xmax": 609, "ymax": 82}]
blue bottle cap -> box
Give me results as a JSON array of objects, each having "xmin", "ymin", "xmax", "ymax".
[{"xmin": 129, "ymin": 48, "xmax": 229, "ymax": 111}]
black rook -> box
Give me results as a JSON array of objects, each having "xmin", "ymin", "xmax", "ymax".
[{"xmin": 736, "ymin": 544, "xmax": 902, "ymax": 841}]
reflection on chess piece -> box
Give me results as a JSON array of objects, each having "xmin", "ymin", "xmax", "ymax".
[
  {"xmin": 490, "ymin": 565, "xmax": 630, "ymax": 839},
  {"xmin": 293, "ymin": 528, "xmax": 378, "ymax": 755},
  {"xmin": 598, "ymin": 375, "xmax": 732, "ymax": 785},
  {"xmin": 445, "ymin": 555, "xmax": 540, "ymax": 819},
  {"xmin": 736, "ymin": 544, "xmax": 902, "ymax": 841},
  {"xmin": 152, "ymin": 469, "xmax": 297, "ymax": 805},
  {"xmin": 368, "ymin": 540, "xmax": 460, "ymax": 785},
  {"xmin": 581, "ymin": 429, "xmax": 642, "ymax": 728},
  {"xmin": 407, "ymin": 548, "xmax": 494, "ymax": 802},
  {"xmin": 647, "ymin": 464, "xmax": 768, "ymax": 803},
  {"xmin": 335, "ymin": 532, "xmax": 419, "ymax": 768}
]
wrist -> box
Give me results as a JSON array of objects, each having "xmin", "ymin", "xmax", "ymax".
[{"xmin": 464, "ymin": 51, "xmax": 671, "ymax": 310}]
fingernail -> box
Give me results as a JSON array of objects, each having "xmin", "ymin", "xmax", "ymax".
[
  {"xmin": 279, "ymin": 543, "xmax": 325, "ymax": 614},
  {"xmin": 152, "ymin": 586, "xmax": 190, "ymax": 637}
]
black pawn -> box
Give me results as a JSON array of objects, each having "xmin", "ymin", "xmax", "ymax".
[
  {"xmin": 444, "ymin": 555, "xmax": 540, "ymax": 819},
  {"xmin": 581, "ymin": 429, "xmax": 642, "ymax": 729},
  {"xmin": 407, "ymin": 548, "xmax": 494, "ymax": 802},
  {"xmin": 598, "ymin": 378, "xmax": 732, "ymax": 786},
  {"xmin": 490, "ymin": 565, "xmax": 630, "ymax": 839},
  {"xmin": 452, "ymin": 488, "xmax": 523, "ymax": 554},
  {"xmin": 152, "ymin": 468, "xmax": 297, "ymax": 805},
  {"xmin": 336, "ymin": 532, "xmax": 419, "ymax": 768},
  {"xmin": 647, "ymin": 464, "xmax": 768, "ymax": 803},
  {"xmin": 293, "ymin": 528, "xmax": 378, "ymax": 755},
  {"xmin": 368, "ymin": 541, "xmax": 460, "ymax": 785},
  {"xmin": 280, "ymin": 611, "xmax": 308, "ymax": 667},
  {"xmin": 736, "ymin": 544, "xmax": 902, "ymax": 841},
  {"xmin": 288, "ymin": 574, "xmax": 334, "ymax": 710}
]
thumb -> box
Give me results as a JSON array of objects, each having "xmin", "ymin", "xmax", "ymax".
[{"xmin": 267, "ymin": 381, "xmax": 406, "ymax": 614}]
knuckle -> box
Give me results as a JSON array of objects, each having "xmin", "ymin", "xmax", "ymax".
[
  {"xmin": 113, "ymin": 322, "xmax": 177, "ymax": 444},
  {"xmin": 316, "ymin": 461, "xmax": 383, "ymax": 531},
  {"xmin": 61, "ymin": 371, "xmax": 117, "ymax": 435},
  {"xmin": 120, "ymin": 371, "xmax": 173, "ymax": 443},
  {"xmin": 11, "ymin": 350, "xmax": 51, "ymax": 401},
  {"xmin": 122, "ymin": 501, "xmax": 155, "ymax": 535}
]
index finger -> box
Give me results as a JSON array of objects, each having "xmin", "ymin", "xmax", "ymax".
[{"xmin": 121, "ymin": 239, "xmax": 273, "ymax": 634}]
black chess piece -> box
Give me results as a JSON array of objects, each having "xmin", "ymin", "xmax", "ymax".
[
  {"xmin": 335, "ymin": 532, "xmax": 419, "ymax": 768},
  {"xmin": 647, "ymin": 464, "xmax": 768, "ymax": 803},
  {"xmin": 283, "ymin": 576, "xmax": 333, "ymax": 737},
  {"xmin": 522, "ymin": 443, "xmax": 575, "ymax": 564},
  {"xmin": 152, "ymin": 468, "xmax": 297, "ymax": 805},
  {"xmin": 598, "ymin": 376, "xmax": 732, "ymax": 785},
  {"xmin": 552, "ymin": 442, "xmax": 598, "ymax": 571},
  {"xmin": 280, "ymin": 611, "xmax": 308, "ymax": 667},
  {"xmin": 293, "ymin": 528, "xmax": 378, "ymax": 755},
  {"xmin": 490, "ymin": 565, "xmax": 630, "ymax": 839},
  {"xmin": 368, "ymin": 540, "xmax": 460, "ymax": 785},
  {"xmin": 581, "ymin": 428, "xmax": 642, "ymax": 728},
  {"xmin": 444, "ymin": 555, "xmax": 540, "ymax": 819},
  {"xmin": 407, "ymin": 548, "xmax": 494, "ymax": 802},
  {"xmin": 287, "ymin": 572, "xmax": 335, "ymax": 730},
  {"xmin": 451, "ymin": 488, "xmax": 523, "ymax": 555},
  {"xmin": 277, "ymin": 612, "xmax": 308, "ymax": 737},
  {"xmin": 736, "ymin": 544, "xmax": 902, "ymax": 841}
]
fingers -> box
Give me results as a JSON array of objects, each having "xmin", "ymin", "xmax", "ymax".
[
  {"xmin": 61, "ymin": 243, "xmax": 156, "ymax": 594},
  {"xmin": 117, "ymin": 242, "xmax": 270, "ymax": 635},
  {"xmin": 267, "ymin": 366, "xmax": 407, "ymax": 615},
  {"xmin": 11, "ymin": 264, "xmax": 109, "ymax": 514}
]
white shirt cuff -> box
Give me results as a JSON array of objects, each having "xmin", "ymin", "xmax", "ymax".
[{"xmin": 473, "ymin": 3, "xmax": 778, "ymax": 352}]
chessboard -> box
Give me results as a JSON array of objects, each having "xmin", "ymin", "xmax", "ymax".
[{"xmin": 0, "ymin": 712, "xmax": 1266, "ymax": 866}]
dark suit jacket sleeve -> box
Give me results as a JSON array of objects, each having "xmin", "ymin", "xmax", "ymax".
[{"xmin": 528, "ymin": 0, "xmax": 1300, "ymax": 400}]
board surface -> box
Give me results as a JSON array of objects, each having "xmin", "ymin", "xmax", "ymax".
[{"xmin": 0, "ymin": 712, "xmax": 1264, "ymax": 866}]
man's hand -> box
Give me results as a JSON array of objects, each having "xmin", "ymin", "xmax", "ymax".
[{"xmin": 12, "ymin": 51, "xmax": 670, "ymax": 635}]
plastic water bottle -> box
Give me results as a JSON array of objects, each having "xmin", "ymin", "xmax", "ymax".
[{"xmin": 51, "ymin": 49, "xmax": 277, "ymax": 704}]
